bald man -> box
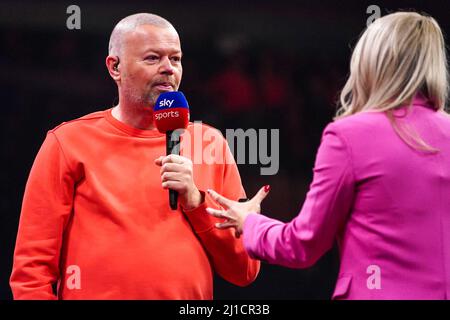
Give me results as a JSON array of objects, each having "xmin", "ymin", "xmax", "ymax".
[{"xmin": 10, "ymin": 13, "xmax": 260, "ymax": 300}]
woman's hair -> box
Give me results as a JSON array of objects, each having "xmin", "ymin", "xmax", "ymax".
[{"xmin": 336, "ymin": 12, "xmax": 449, "ymax": 152}]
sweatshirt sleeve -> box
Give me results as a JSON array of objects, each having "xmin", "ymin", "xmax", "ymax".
[
  {"xmin": 243, "ymin": 123, "xmax": 355, "ymax": 268},
  {"xmin": 182, "ymin": 132, "xmax": 260, "ymax": 287},
  {"xmin": 10, "ymin": 132, "xmax": 76, "ymax": 299}
]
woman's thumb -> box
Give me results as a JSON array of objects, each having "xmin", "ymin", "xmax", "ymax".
[{"xmin": 252, "ymin": 185, "xmax": 270, "ymax": 204}]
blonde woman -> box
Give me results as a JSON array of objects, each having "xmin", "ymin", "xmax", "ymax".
[{"xmin": 206, "ymin": 12, "xmax": 450, "ymax": 299}]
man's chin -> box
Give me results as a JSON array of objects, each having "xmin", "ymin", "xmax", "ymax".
[
  {"xmin": 148, "ymin": 88, "xmax": 176, "ymax": 105},
  {"xmin": 134, "ymin": 95, "xmax": 155, "ymax": 109}
]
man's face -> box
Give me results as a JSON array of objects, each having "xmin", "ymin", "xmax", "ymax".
[{"xmin": 119, "ymin": 25, "xmax": 182, "ymax": 107}]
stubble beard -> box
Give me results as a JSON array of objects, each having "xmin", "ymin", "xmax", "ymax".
[
  {"xmin": 123, "ymin": 84, "xmax": 155, "ymax": 109},
  {"xmin": 122, "ymin": 81, "xmax": 179, "ymax": 110}
]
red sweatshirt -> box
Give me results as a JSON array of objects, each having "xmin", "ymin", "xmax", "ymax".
[{"xmin": 10, "ymin": 108, "xmax": 260, "ymax": 299}]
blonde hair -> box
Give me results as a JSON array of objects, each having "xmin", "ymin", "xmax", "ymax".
[{"xmin": 336, "ymin": 12, "xmax": 449, "ymax": 152}]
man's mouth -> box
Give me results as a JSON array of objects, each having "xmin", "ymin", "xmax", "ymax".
[{"xmin": 153, "ymin": 82, "xmax": 174, "ymax": 91}]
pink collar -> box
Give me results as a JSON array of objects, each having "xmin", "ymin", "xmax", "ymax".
[{"xmin": 412, "ymin": 92, "xmax": 436, "ymax": 110}]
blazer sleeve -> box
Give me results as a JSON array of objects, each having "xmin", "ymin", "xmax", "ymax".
[
  {"xmin": 10, "ymin": 132, "xmax": 75, "ymax": 299},
  {"xmin": 243, "ymin": 122, "xmax": 355, "ymax": 268},
  {"xmin": 182, "ymin": 133, "xmax": 260, "ymax": 287}
]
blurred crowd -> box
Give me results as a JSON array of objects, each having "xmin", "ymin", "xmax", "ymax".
[{"xmin": 0, "ymin": 26, "xmax": 346, "ymax": 172}]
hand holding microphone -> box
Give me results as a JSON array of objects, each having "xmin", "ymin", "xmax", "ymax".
[
  {"xmin": 154, "ymin": 154, "xmax": 203, "ymax": 210},
  {"xmin": 154, "ymin": 91, "xmax": 202, "ymax": 210}
]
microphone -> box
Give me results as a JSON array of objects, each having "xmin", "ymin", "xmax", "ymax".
[{"xmin": 154, "ymin": 91, "xmax": 190, "ymax": 210}]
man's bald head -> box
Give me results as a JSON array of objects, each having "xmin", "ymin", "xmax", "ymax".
[{"xmin": 108, "ymin": 13, "xmax": 176, "ymax": 56}]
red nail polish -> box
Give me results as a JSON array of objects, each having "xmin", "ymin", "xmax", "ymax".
[{"xmin": 264, "ymin": 185, "xmax": 270, "ymax": 192}]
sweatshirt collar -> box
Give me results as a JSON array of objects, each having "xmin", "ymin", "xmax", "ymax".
[{"xmin": 104, "ymin": 108, "xmax": 165, "ymax": 138}]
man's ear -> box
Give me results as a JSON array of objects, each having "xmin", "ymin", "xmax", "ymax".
[{"xmin": 106, "ymin": 55, "xmax": 120, "ymax": 81}]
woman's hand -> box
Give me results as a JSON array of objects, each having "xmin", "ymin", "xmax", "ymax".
[{"xmin": 206, "ymin": 185, "xmax": 270, "ymax": 238}]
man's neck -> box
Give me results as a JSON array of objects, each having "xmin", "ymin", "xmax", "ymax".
[{"xmin": 111, "ymin": 103, "xmax": 155, "ymax": 130}]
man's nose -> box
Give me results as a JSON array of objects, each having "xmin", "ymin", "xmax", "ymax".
[{"xmin": 159, "ymin": 56, "xmax": 174, "ymax": 75}]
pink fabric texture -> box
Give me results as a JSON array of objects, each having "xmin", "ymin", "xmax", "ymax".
[{"xmin": 244, "ymin": 96, "xmax": 450, "ymax": 299}]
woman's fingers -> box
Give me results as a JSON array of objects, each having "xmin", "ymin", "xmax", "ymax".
[
  {"xmin": 251, "ymin": 185, "xmax": 270, "ymax": 206},
  {"xmin": 207, "ymin": 189, "xmax": 233, "ymax": 209},
  {"xmin": 215, "ymin": 221, "xmax": 242, "ymax": 238},
  {"xmin": 215, "ymin": 221, "xmax": 236, "ymax": 229},
  {"xmin": 206, "ymin": 207, "xmax": 231, "ymax": 220}
]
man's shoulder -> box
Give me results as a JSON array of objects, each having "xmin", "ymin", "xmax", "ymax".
[{"xmin": 49, "ymin": 109, "xmax": 109, "ymax": 134}]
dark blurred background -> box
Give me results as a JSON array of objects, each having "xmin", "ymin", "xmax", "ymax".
[{"xmin": 0, "ymin": 0, "xmax": 448, "ymax": 300}]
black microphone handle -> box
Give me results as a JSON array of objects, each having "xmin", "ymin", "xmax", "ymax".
[
  {"xmin": 166, "ymin": 130, "xmax": 180, "ymax": 210},
  {"xmin": 169, "ymin": 189, "xmax": 178, "ymax": 210}
]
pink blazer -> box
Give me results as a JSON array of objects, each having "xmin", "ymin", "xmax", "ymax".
[{"xmin": 243, "ymin": 96, "xmax": 450, "ymax": 299}]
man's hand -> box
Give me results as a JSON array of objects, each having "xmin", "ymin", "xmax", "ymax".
[{"xmin": 155, "ymin": 155, "xmax": 203, "ymax": 210}]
